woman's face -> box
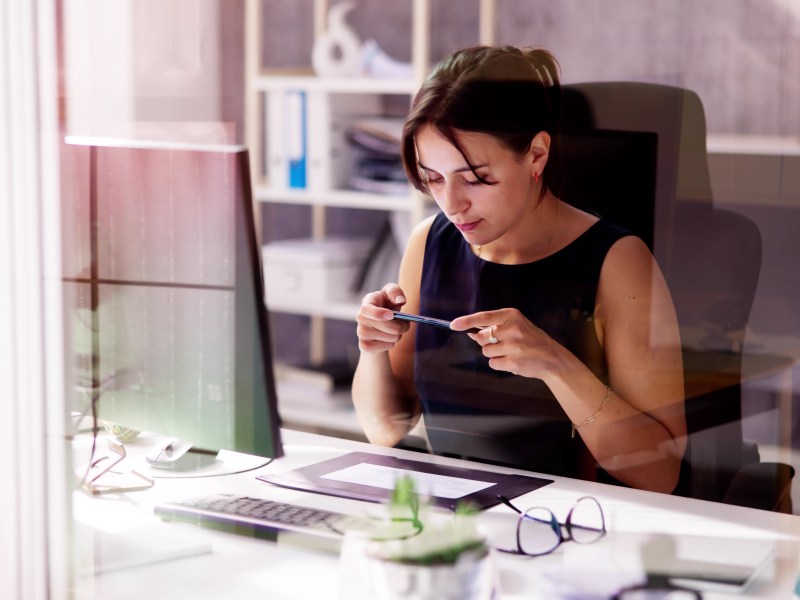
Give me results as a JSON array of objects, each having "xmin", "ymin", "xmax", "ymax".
[{"xmin": 415, "ymin": 124, "xmax": 539, "ymax": 249}]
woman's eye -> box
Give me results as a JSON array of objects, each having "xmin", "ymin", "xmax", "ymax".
[
  {"xmin": 426, "ymin": 177, "xmax": 444, "ymax": 186},
  {"xmin": 465, "ymin": 179, "xmax": 482, "ymax": 186}
]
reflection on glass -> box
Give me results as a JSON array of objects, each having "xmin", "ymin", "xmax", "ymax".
[{"xmin": 62, "ymin": 141, "xmax": 281, "ymax": 473}]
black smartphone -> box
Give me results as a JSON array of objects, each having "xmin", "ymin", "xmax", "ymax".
[{"xmin": 392, "ymin": 311, "xmax": 481, "ymax": 334}]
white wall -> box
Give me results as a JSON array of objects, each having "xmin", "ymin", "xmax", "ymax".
[
  {"xmin": 64, "ymin": 0, "xmax": 223, "ymax": 138},
  {"xmin": 1, "ymin": 0, "xmax": 69, "ymax": 597}
]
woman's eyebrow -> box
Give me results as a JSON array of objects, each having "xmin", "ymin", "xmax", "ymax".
[{"xmin": 418, "ymin": 162, "xmax": 488, "ymax": 174}]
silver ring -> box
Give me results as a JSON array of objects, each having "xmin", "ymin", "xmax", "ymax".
[{"xmin": 488, "ymin": 326, "xmax": 498, "ymax": 344}]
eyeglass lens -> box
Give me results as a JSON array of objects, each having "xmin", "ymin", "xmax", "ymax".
[
  {"xmin": 518, "ymin": 507, "xmax": 561, "ymax": 555},
  {"xmin": 567, "ymin": 496, "xmax": 605, "ymax": 543}
]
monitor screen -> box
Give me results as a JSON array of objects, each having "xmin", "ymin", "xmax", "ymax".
[{"xmin": 62, "ymin": 139, "xmax": 283, "ymax": 475}]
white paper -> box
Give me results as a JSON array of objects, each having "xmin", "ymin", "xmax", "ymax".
[{"xmin": 320, "ymin": 463, "xmax": 495, "ymax": 499}]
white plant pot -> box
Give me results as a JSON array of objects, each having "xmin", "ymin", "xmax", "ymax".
[{"xmin": 363, "ymin": 548, "xmax": 497, "ymax": 600}]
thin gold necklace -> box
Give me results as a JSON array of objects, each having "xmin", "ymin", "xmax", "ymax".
[{"xmin": 474, "ymin": 198, "xmax": 560, "ymax": 260}]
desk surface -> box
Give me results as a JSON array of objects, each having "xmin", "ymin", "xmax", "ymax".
[{"xmin": 70, "ymin": 429, "xmax": 800, "ymax": 600}]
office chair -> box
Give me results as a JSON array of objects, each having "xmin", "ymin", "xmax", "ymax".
[{"xmin": 559, "ymin": 81, "xmax": 794, "ymax": 512}]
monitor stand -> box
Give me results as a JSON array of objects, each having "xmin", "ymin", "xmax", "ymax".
[
  {"xmin": 143, "ymin": 438, "xmax": 271, "ymax": 479},
  {"xmin": 76, "ymin": 432, "xmax": 273, "ymax": 488}
]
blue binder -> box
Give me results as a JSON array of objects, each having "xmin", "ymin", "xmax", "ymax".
[{"xmin": 286, "ymin": 90, "xmax": 307, "ymax": 189}]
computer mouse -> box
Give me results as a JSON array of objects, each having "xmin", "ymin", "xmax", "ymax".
[{"xmin": 145, "ymin": 438, "xmax": 193, "ymax": 465}]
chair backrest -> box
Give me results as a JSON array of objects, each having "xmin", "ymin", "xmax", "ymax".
[
  {"xmin": 559, "ymin": 82, "xmax": 765, "ymax": 504},
  {"xmin": 560, "ymin": 82, "xmax": 715, "ymax": 264}
]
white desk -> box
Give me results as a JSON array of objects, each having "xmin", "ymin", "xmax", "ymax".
[{"xmin": 70, "ymin": 429, "xmax": 800, "ymax": 599}]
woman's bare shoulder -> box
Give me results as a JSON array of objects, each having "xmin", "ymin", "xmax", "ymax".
[
  {"xmin": 411, "ymin": 214, "xmax": 437, "ymax": 240},
  {"xmin": 398, "ymin": 214, "xmax": 437, "ymax": 295},
  {"xmin": 597, "ymin": 233, "xmax": 671, "ymax": 326}
]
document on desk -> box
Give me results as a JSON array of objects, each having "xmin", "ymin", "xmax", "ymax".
[
  {"xmin": 75, "ymin": 523, "xmax": 213, "ymax": 577},
  {"xmin": 257, "ymin": 451, "xmax": 552, "ymax": 509},
  {"xmin": 598, "ymin": 532, "xmax": 776, "ymax": 593},
  {"xmin": 667, "ymin": 534, "xmax": 776, "ymax": 593},
  {"xmin": 321, "ymin": 463, "xmax": 494, "ymax": 499},
  {"xmin": 543, "ymin": 531, "xmax": 777, "ymax": 597}
]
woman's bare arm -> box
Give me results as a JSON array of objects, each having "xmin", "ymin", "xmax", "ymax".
[
  {"xmin": 542, "ymin": 236, "xmax": 686, "ymax": 492},
  {"xmin": 351, "ymin": 217, "xmax": 433, "ymax": 446},
  {"xmin": 584, "ymin": 235, "xmax": 686, "ymax": 490}
]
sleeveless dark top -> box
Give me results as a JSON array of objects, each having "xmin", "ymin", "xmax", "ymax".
[{"xmin": 415, "ymin": 211, "xmax": 632, "ymax": 480}]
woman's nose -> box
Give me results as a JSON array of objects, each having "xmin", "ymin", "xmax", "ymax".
[{"xmin": 441, "ymin": 181, "xmax": 469, "ymax": 215}]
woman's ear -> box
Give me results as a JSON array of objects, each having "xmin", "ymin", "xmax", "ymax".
[{"xmin": 527, "ymin": 131, "xmax": 551, "ymax": 178}]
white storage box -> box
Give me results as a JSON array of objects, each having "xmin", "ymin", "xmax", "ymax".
[{"xmin": 262, "ymin": 237, "xmax": 373, "ymax": 308}]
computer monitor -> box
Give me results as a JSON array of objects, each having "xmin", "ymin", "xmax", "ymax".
[{"xmin": 62, "ymin": 138, "xmax": 283, "ymax": 477}]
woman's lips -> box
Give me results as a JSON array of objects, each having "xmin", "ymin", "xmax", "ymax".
[{"xmin": 453, "ymin": 220, "xmax": 481, "ymax": 232}]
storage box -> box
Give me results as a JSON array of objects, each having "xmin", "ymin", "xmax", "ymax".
[{"xmin": 262, "ymin": 237, "xmax": 373, "ymax": 308}]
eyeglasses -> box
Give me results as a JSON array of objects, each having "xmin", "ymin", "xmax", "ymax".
[{"xmin": 494, "ymin": 495, "xmax": 606, "ymax": 556}]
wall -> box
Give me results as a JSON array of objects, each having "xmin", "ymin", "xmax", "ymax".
[
  {"xmin": 262, "ymin": 0, "xmax": 800, "ymax": 134},
  {"xmin": 64, "ymin": 0, "xmax": 243, "ymax": 139}
]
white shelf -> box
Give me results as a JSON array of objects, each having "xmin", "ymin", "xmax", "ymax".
[
  {"xmin": 276, "ymin": 379, "xmax": 363, "ymax": 438},
  {"xmin": 707, "ymin": 134, "xmax": 800, "ymax": 156},
  {"xmin": 255, "ymin": 185, "xmax": 414, "ymax": 211},
  {"xmin": 245, "ymin": 0, "xmax": 443, "ymax": 368},
  {"xmin": 268, "ymin": 297, "xmax": 360, "ymax": 321},
  {"xmin": 276, "ymin": 380, "xmax": 430, "ymax": 448},
  {"xmin": 253, "ymin": 74, "xmax": 418, "ymax": 95},
  {"xmin": 711, "ymin": 196, "xmax": 798, "ymax": 209}
]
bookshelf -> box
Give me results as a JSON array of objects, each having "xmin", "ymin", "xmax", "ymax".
[{"xmin": 244, "ymin": 0, "xmax": 497, "ymax": 435}]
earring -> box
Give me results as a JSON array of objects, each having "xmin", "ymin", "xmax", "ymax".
[{"xmin": 534, "ymin": 171, "xmax": 540, "ymax": 183}]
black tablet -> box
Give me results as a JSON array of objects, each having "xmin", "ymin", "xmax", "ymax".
[{"xmin": 257, "ymin": 451, "xmax": 552, "ymax": 510}]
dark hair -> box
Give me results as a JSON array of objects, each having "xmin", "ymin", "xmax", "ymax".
[{"xmin": 401, "ymin": 45, "xmax": 562, "ymax": 201}]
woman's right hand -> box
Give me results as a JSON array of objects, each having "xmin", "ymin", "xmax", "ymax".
[{"xmin": 356, "ymin": 283, "xmax": 410, "ymax": 354}]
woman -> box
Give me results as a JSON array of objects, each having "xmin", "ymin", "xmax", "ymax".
[{"xmin": 352, "ymin": 45, "xmax": 686, "ymax": 494}]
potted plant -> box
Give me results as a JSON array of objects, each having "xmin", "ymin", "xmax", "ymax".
[{"xmin": 352, "ymin": 476, "xmax": 497, "ymax": 599}]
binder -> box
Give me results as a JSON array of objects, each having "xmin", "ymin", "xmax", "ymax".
[{"xmin": 286, "ymin": 90, "xmax": 307, "ymax": 188}]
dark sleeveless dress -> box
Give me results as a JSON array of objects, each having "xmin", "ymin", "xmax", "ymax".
[{"xmin": 414, "ymin": 211, "xmax": 633, "ymax": 480}]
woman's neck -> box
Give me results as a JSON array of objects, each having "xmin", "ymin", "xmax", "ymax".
[{"xmin": 474, "ymin": 192, "xmax": 561, "ymax": 264}]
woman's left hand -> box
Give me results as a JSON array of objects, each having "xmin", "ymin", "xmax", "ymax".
[{"xmin": 450, "ymin": 308, "xmax": 563, "ymax": 378}]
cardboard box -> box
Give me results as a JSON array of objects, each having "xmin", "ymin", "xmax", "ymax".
[{"xmin": 262, "ymin": 237, "xmax": 372, "ymax": 307}]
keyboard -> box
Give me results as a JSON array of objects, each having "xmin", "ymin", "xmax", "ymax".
[{"xmin": 154, "ymin": 493, "xmax": 378, "ymax": 540}]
